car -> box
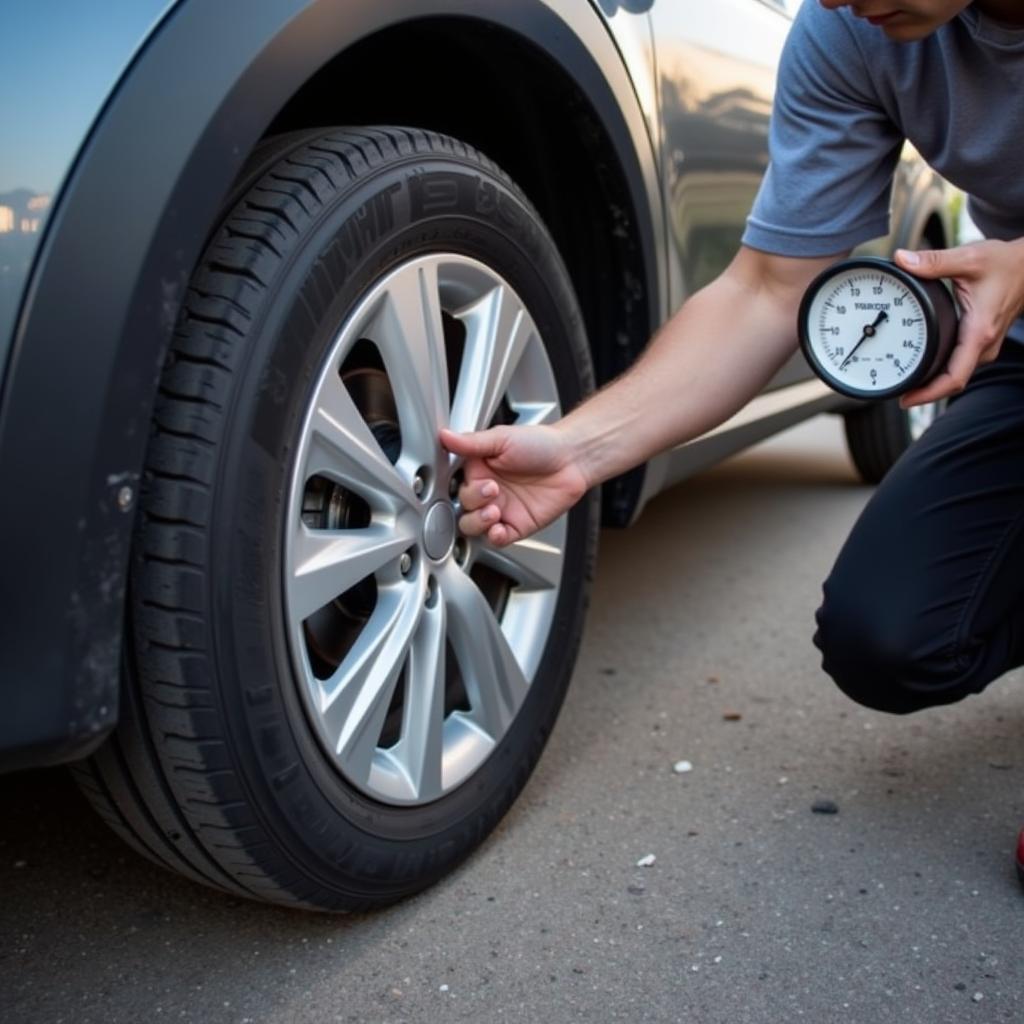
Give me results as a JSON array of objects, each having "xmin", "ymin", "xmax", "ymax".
[{"xmin": 0, "ymin": 0, "xmax": 952, "ymax": 911}]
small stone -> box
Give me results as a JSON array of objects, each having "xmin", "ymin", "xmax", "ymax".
[
  {"xmin": 627, "ymin": 884, "xmax": 646, "ymax": 896},
  {"xmin": 811, "ymin": 799, "xmax": 839, "ymax": 815},
  {"xmin": 988, "ymin": 762, "xmax": 1012, "ymax": 771},
  {"xmin": 722, "ymin": 711, "xmax": 743, "ymax": 721},
  {"xmin": 707, "ymin": 676, "xmax": 719, "ymax": 684},
  {"xmin": 954, "ymin": 983, "xmax": 966, "ymax": 992},
  {"xmin": 972, "ymin": 992, "xmax": 984, "ymax": 1003},
  {"xmin": 636, "ymin": 854, "xmax": 656, "ymax": 868},
  {"xmin": 673, "ymin": 760, "xmax": 694, "ymax": 774},
  {"xmin": 439, "ymin": 984, "xmax": 450, "ymax": 993}
]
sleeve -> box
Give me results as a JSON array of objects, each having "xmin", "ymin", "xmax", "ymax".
[{"xmin": 741, "ymin": 2, "xmax": 905, "ymax": 257}]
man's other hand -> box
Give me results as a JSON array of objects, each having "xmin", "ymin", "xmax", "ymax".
[{"xmin": 896, "ymin": 238, "xmax": 1024, "ymax": 407}]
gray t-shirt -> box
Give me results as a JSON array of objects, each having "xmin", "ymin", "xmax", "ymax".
[{"xmin": 743, "ymin": 2, "xmax": 1024, "ymax": 337}]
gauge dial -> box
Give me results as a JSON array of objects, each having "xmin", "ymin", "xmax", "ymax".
[{"xmin": 798, "ymin": 258, "xmax": 958, "ymax": 400}]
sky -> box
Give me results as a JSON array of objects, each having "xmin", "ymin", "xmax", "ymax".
[{"xmin": 0, "ymin": 1, "xmax": 175, "ymax": 195}]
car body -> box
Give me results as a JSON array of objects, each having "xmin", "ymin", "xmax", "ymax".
[{"xmin": 0, "ymin": 0, "xmax": 951, "ymax": 906}]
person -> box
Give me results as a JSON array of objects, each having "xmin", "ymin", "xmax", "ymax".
[{"xmin": 440, "ymin": 0, "xmax": 1024, "ymax": 879}]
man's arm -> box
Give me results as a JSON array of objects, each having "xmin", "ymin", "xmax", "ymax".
[{"xmin": 442, "ymin": 245, "xmax": 846, "ymax": 545}]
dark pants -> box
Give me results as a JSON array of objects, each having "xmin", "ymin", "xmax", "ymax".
[{"xmin": 814, "ymin": 344, "xmax": 1024, "ymax": 714}]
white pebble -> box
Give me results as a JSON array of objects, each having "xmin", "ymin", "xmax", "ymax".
[
  {"xmin": 636, "ymin": 854, "xmax": 656, "ymax": 868},
  {"xmin": 440, "ymin": 984, "xmax": 450, "ymax": 993},
  {"xmin": 673, "ymin": 760, "xmax": 694, "ymax": 774},
  {"xmin": 972, "ymin": 992, "xmax": 983, "ymax": 1003}
]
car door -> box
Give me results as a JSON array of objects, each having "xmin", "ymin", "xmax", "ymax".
[{"xmin": 651, "ymin": 0, "xmax": 813, "ymax": 389}]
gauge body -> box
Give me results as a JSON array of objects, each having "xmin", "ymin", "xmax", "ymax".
[{"xmin": 798, "ymin": 257, "xmax": 958, "ymax": 400}]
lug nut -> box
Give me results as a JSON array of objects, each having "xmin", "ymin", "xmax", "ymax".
[
  {"xmin": 454, "ymin": 539, "xmax": 467, "ymax": 565},
  {"xmin": 413, "ymin": 475, "xmax": 425, "ymax": 497},
  {"xmin": 448, "ymin": 476, "xmax": 460, "ymax": 499},
  {"xmin": 399, "ymin": 552, "xmax": 413, "ymax": 575}
]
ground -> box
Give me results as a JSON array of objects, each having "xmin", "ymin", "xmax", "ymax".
[{"xmin": 2, "ymin": 415, "xmax": 1020, "ymax": 1024}]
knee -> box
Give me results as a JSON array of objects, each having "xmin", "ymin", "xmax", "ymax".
[{"xmin": 813, "ymin": 581, "xmax": 937, "ymax": 715}]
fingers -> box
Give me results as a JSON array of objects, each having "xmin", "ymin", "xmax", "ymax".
[
  {"xmin": 439, "ymin": 427, "xmax": 507, "ymax": 460},
  {"xmin": 895, "ymin": 245, "xmax": 981, "ymax": 280},
  {"xmin": 456, "ymin": 500, "xmax": 499, "ymax": 536},
  {"xmin": 485, "ymin": 522, "xmax": 519, "ymax": 547},
  {"xmin": 899, "ymin": 372, "xmax": 959, "ymax": 408},
  {"xmin": 456, "ymin": 503, "xmax": 518, "ymax": 546},
  {"xmin": 458, "ymin": 477, "xmax": 499, "ymax": 512},
  {"xmin": 456, "ymin": 479, "xmax": 502, "ymax": 540},
  {"xmin": 899, "ymin": 328, "xmax": 991, "ymax": 408}
]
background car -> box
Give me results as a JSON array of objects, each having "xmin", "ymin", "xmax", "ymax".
[{"xmin": 0, "ymin": 0, "xmax": 952, "ymax": 911}]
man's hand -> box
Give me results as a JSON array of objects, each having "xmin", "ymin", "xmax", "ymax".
[
  {"xmin": 439, "ymin": 424, "xmax": 589, "ymax": 547},
  {"xmin": 895, "ymin": 238, "xmax": 1024, "ymax": 407}
]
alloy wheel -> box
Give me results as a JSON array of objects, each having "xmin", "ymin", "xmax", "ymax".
[{"xmin": 284, "ymin": 254, "xmax": 566, "ymax": 806}]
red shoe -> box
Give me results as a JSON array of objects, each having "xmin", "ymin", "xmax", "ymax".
[{"xmin": 1017, "ymin": 828, "xmax": 1024, "ymax": 886}]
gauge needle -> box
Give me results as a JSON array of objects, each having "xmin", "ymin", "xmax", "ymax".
[{"xmin": 839, "ymin": 311, "xmax": 888, "ymax": 370}]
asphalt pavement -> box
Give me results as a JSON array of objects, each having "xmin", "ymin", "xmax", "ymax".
[{"xmin": 3, "ymin": 414, "xmax": 1022, "ymax": 1024}]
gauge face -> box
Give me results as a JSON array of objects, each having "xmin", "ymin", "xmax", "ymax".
[{"xmin": 802, "ymin": 265, "xmax": 929, "ymax": 396}]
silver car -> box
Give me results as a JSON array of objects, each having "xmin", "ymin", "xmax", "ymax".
[{"xmin": 0, "ymin": 0, "xmax": 951, "ymax": 910}]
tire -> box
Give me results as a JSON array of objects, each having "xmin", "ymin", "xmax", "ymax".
[
  {"xmin": 842, "ymin": 397, "xmax": 945, "ymax": 484},
  {"xmin": 74, "ymin": 127, "xmax": 598, "ymax": 911}
]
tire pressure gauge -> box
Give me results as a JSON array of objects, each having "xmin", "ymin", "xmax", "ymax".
[{"xmin": 798, "ymin": 257, "xmax": 958, "ymax": 399}]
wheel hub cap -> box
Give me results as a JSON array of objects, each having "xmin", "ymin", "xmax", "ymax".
[{"xmin": 423, "ymin": 501, "xmax": 456, "ymax": 561}]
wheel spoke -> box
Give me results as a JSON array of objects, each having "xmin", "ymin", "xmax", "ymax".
[
  {"xmin": 475, "ymin": 528, "xmax": 564, "ymax": 592},
  {"xmin": 368, "ymin": 261, "xmax": 451, "ymax": 465},
  {"xmin": 449, "ymin": 285, "xmax": 533, "ymax": 434},
  {"xmin": 289, "ymin": 523, "xmax": 416, "ymax": 622},
  {"xmin": 510, "ymin": 400, "xmax": 560, "ymax": 427},
  {"xmin": 307, "ymin": 372, "xmax": 417, "ymax": 510},
  {"xmin": 319, "ymin": 587, "xmax": 423, "ymax": 786},
  {"xmin": 440, "ymin": 564, "xmax": 529, "ymax": 739},
  {"xmin": 392, "ymin": 597, "xmax": 446, "ymax": 801}
]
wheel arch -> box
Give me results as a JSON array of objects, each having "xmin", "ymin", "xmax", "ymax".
[
  {"xmin": 0, "ymin": 0, "xmax": 661, "ymax": 770},
  {"xmin": 265, "ymin": 18, "xmax": 659, "ymax": 392},
  {"xmin": 894, "ymin": 160, "xmax": 952, "ymax": 252}
]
